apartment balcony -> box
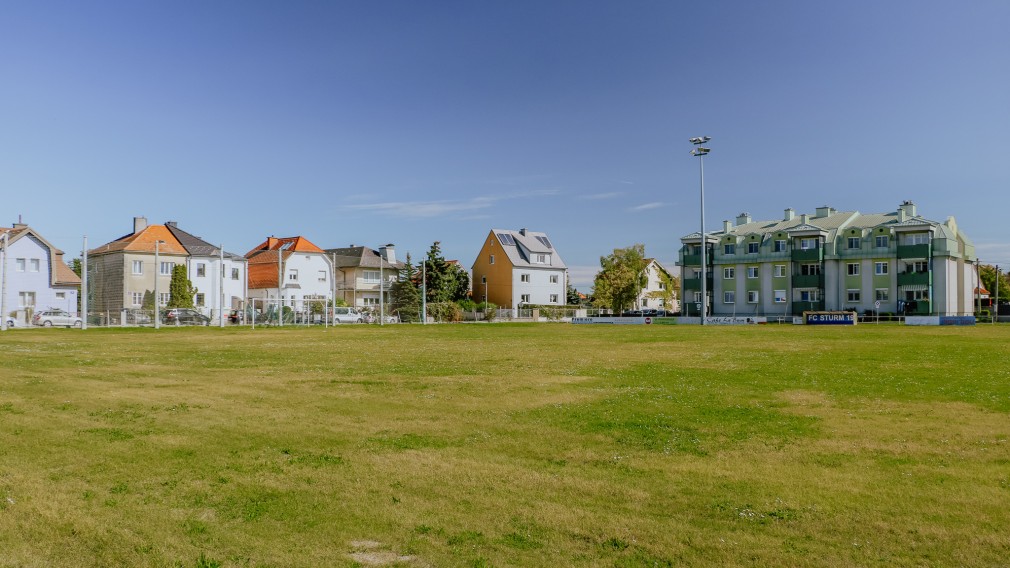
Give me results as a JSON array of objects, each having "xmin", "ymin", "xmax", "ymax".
[
  {"xmin": 682, "ymin": 277, "xmax": 713, "ymax": 291},
  {"xmin": 791, "ymin": 274, "xmax": 824, "ymax": 288},
  {"xmin": 904, "ymin": 300, "xmax": 931, "ymax": 315},
  {"xmin": 792, "ymin": 300, "xmax": 824, "ymax": 313},
  {"xmin": 681, "ymin": 254, "xmax": 702, "ymax": 266},
  {"xmin": 791, "ymin": 248, "xmax": 823, "ymax": 262},
  {"xmin": 897, "ymin": 244, "xmax": 930, "ymax": 259},
  {"xmin": 897, "ymin": 271, "xmax": 930, "ymax": 286}
]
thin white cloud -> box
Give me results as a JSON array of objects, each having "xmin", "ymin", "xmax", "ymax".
[
  {"xmin": 975, "ymin": 242, "xmax": 1010, "ymax": 265},
  {"xmin": 581, "ymin": 191, "xmax": 623, "ymax": 200},
  {"xmin": 566, "ymin": 264, "xmax": 600, "ymax": 290},
  {"xmin": 628, "ymin": 202, "xmax": 664, "ymax": 212},
  {"xmin": 345, "ymin": 188, "xmax": 560, "ymax": 219}
]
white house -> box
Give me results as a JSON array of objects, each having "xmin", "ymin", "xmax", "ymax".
[
  {"xmin": 0, "ymin": 222, "xmax": 81, "ymax": 324},
  {"xmin": 636, "ymin": 259, "xmax": 679, "ymax": 312},
  {"xmin": 165, "ymin": 222, "xmax": 247, "ymax": 322},
  {"xmin": 246, "ymin": 236, "xmax": 333, "ymax": 313},
  {"xmin": 471, "ymin": 228, "xmax": 567, "ymax": 309}
]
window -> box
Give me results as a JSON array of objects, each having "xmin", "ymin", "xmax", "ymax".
[
  {"xmin": 911, "ymin": 261, "xmax": 928, "ymax": 273},
  {"xmin": 550, "ymin": 294, "xmax": 559, "ymax": 303},
  {"xmin": 877, "ymin": 289, "xmax": 890, "ymax": 301},
  {"xmin": 905, "ymin": 289, "xmax": 927, "ymax": 301},
  {"xmin": 724, "ymin": 291, "xmax": 735, "ymax": 303},
  {"xmin": 160, "ymin": 262, "xmax": 174, "ymax": 275},
  {"xmin": 747, "ymin": 291, "xmax": 758, "ymax": 303},
  {"xmin": 18, "ymin": 291, "xmax": 36, "ymax": 307},
  {"xmin": 875, "ymin": 235, "xmax": 889, "ymax": 248},
  {"xmin": 847, "ymin": 263, "xmax": 860, "ymax": 276},
  {"xmin": 195, "ymin": 293, "xmax": 205, "ymax": 306},
  {"xmin": 363, "ymin": 297, "xmax": 379, "ymax": 306},
  {"xmin": 642, "ymin": 299, "xmax": 649, "ymax": 307},
  {"xmin": 874, "ymin": 262, "xmax": 888, "ymax": 275},
  {"xmin": 799, "ymin": 238, "xmax": 818, "ymax": 250},
  {"xmin": 747, "ymin": 266, "xmax": 758, "ymax": 279},
  {"xmin": 132, "ymin": 260, "xmax": 143, "ymax": 275},
  {"xmin": 658, "ymin": 282, "xmax": 665, "ymax": 290},
  {"xmin": 318, "ymin": 270, "xmax": 327, "ymax": 281},
  {"xmin": 692, "ymin": 291, "xmax": 701, "ymax": 302},
  {"xmin": 520, "ymin": 294, "xmax": 530, "ymax": 303},
  {"xmin": 363, "ymin": 271, "xmax": 379, "ymax": 283},
  {"xmin": 800, "ymin": 289, "xmax": 821, "ymax": 302},
  {"xmin": 724, "ymin": 243, "xmax": 736, "ymax": 255},
  {"xmin": 848, "ymin": 237, "xmax": 861, "ymax": 249},
  {"xmin": 906, "ymin": 233, "xmax": 929, "ymax": 245},
  {"xmin": 800, "ymin": 264, "xmax": 821, "ymax": 275},
  {"xmin": 774, "ymin": 265, "xmax": 786, "ymax": 277},
  {"xmin": 132, "ymin": 292, "xmax": 143, "ymax": 306},
  {"xmin": 196, "ymin": 263, "xmax": 206, "ymax": 277},
  {"xmin": 481, "ymin": 276, "xmax": 486, "ymax": 284},
  {"xmin": 30, "ymin": 259, "xmax": 40, "ymax": 272},
  {"xmin": 159, "ymin": 293, "xmax": 169, "ymax": 307},
  {"xmin": 16, "ymin": 258, "xmax": 25, "ymax": 272},
  {"xmin": 847, "ymin": 290, "xmax": 861, "ymax": 302},
  {"xmin": 774, "ymin": 240, "xmax": 786, "ymax": 252},
  {"xmin": 288, "ymin": 270, "xmax": 299, "ymax": 281},
  {"xmin": 549, "ymin": 274, "xmax": 559, "ymax": 284},
  {"xmin": 723, "ymin": 267, "xmax": 735, "ymax": 279},
  {"xmin": 774, "ymin": 290, "xmax": 787, "ymax": 303},
  {"xmin": 520, "ymin": 273, "xmax": 530, "ymax": 283},
  {"xmin": 489, "ymin": 255, "xmax": 495, "ymax": 265},
  {"xmin": 56, "ymin": 292, "xmax": 66, "ymax": 300},
  {"xmin": 231, "ymin": 268, "xmax": 240, "ymax": 280},
  {"xmin": 747, "ymin": 242, "xmax": 759, "ymax": 254},
  {"xmin": 533, "ymin": 254, "xmax": 548, "ymax": 264}
]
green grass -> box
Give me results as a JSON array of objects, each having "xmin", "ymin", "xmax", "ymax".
[{"xmin": 1, "ymin": 324, "xmax": 1009, "ymax": 567}]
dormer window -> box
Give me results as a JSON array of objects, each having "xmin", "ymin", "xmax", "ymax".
[
  {"xmin": 724, "ymin": 244, "xmax": 736, "ymax": 255},
  {"xmin": 533, "ymin": 254, "xmax": 549, "ymax": 264}
]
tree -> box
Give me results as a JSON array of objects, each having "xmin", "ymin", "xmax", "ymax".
[
  {"xmin": 422, "ymin": 241, "xmax": 469, "ymax": 303},
  {"xmin": 566, "ymin": 283, "xmax": 582, "ymax": 305},
  {"xmin": 167, "ymin": 265, "xmax": 196, "ymax": 308},
  {"xmin": 646, "ymin": 266, "xmax": 679, "ymax": 310},
  {"xmin": 69, "ymin": 258, "xmax": 82, "ymax": 313},
  {"xmin": 979, "ymin": 263, "xmax": 1008, "ymax": 303},
  {"xmin": 591, "ymin": 244, "xmax": 648, "ymax": 313},
  {"xmin": 391, "ymin": 253, "xmax": 422, "ymax": 322}
]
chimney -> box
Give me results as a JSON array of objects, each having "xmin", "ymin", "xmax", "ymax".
[
  {"xmin": 133, "ymin": 216, "xmax": 148, "ymax": 234},
  {"xmin": 723, "ymin": 220, "xmax": 732, "ymax": 233},
  {"xmin": 815, "ymin": 206, "xmax": 835, "ymax": 218},
  {"xmin": 899, "ymin": 200, "xmax": 917, "ymax": 219},
  {"xmin": 800, "ymin": 214, "xmax": 809, "ymax": 224},
  {"xmin": 379, "ymin": 243, "xmax": 396, "ymax": 264},
  {"xmin": 736, "ymin": 212, "xmax": 752, "ymax": 226},
  {"xmin": 519, "ymin": 228, "xmax": 528, "ymax": 236},
  {"xmin": 784, "ymin": 208, "xmax": 795, "ymax": 221}
]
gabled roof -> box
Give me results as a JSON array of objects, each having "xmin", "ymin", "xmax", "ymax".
[
  {"xmin": 163, "ymin": 222, "xmax": 245, "ymax": 260},
  {"xmin": 245, "ymin": 236, "xmax": 324, "ymax": 257},
  {"xmin": 246, "ymin": 236, "xmax": 326, "ymax": 290},
  {"xmin": 1, "ymin": 224, "xmax": 82, "ymax": 287},
  {"xmin": 483, "ymin": 228, "xmax": 567, "ymax": 270},
  {"xmin": 326, "ymin": 246, "xmax": 404, "ymax": 270},
  {"xmin": 89, "ymin": 224, "xmax": 187, "ymax": 256}
]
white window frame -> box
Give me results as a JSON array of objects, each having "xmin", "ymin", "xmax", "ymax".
[
  {"xmin": 549, "ymin": 294, "xmax": 559, "ymax": 303},
  {"xmin": 231, "ymin": 267, "xmax": 240, "ymax": 280},
  {"xmin": 747, "ymin": 242, "xmax": 759, "ymax": 254},
  {"xmin": 549, "ymin": 274, "xmax": 559, "ymax": 284},
  {"xmin": 195, "ymin": 293, "xmax": 205, "ymax": 306},
  {"xmin": 724, "ymin": 291, "xmax": 735, "ymax": 304},
  {"xmin": 724, "ymin": 243, "xmax": 736, "ymax": 255},
  {"xmin": 874, "ymin": 262, "xmax": 888, "ymax": 275},
  {"xmin": 132, "ymin": 260, "xmax": 143, "ymax": 275},
  {"xmin": 30, "ymin": 259, "xmax": 40, "ymax": 272},
  {"xmin": 489, "ymin": 255, "xmax": 495, "ymax": 265},
  {"xmin": 875, "ymin": 235, "xmax": 889, "ymax": 248},
  {"xmin": 196, "ymin": 263, "xmax": 206, "ymax": 277},
  {"xmin": 520, "ymin": 294, "xmax": 530, "ymax": 303},
  {"xmin": 288, "ymin": 269, "xmax": 299, "ymax": 281},
  {"xmin": 747, "ymin": 291, "xmax": 758, "ymax": 303},
  {"xmin": 847, "ymin": 289, "xmax": 861, "ymax": 302},
  {"xmin": 160, "ymin": 262, "xmax": 174, "ymax": 276},
  {"xmin": 363, "ymin": 270, "xmax": 380, "ymax": 283},
  {"xmin": 773, "ymin": 240, "xmax": 786, "ymax": 252},
  {"xmin": 16, "ymin": 258, "xmax": 25, "ymax": 272},
  {"xmin": 159, "ymin": 293, "xmax": 169, "ymax": 307},
  {"xmin": 847, "ymin": 237, "xmax": 861, "ymax": 249},
  {"xmin": 723, "ymin": 267, "xmax": 735, "ymax": 279},
  {"xmin": 746, "ymin": 266, "xmax": 758, "ymax": 279},
  {"xmin": 876, "ymin": 289, "xmax": 890, "ymax": 301},
  {"xmin": 318, "ymin": 270, "xmax": 327, "ymax": 282},
  {"xmin": 773, "ymin": 290, "xmax": 786, "ymax": 303},
  {"xmin": 799, "ymin": 238, "xmax": 818, "ymax": 250},
  {"xmin": 847, "ymin": 263, "xmax": 860, "ymax": 276},
  {"xmin": 132, "ymin": 292, "xmax": 143, "ymax": 306},
  {"xmin": 520, "ymin": 273, "xmax": 530, "ymax": 283},
  {"xmin": 19, "ymin": 291, "xmax": 36, "ymax": 307},
  {"xmin": 774, "ymin": 265, "xmax": 786, "ymax": 278}
]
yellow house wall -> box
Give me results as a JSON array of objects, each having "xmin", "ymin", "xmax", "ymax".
[{"xmin": 472, "ymin": 231, "xmax": 514, "ymax": 307}]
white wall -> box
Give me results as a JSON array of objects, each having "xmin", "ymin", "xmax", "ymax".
[
  {"xmin": 511, "ymin": 267, "xmax": 565, "ymax": 306},
  {"xmin": 2, "ymin": 235, "xmax": 78, "ymax": 317}
]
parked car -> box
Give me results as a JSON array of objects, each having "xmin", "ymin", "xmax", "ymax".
[
  {"xmin": 33, "ymin": 309, "xmax": 83, "ymax": 328},
  {"xmin": 4, "ymin": 316, "xmax": 17, "ymax": 328},
  {"xmin": 332, "ymin": 307, "xmax": 364, "ymax": 323},
  {"xmin": 162, "ymin": 308, "xmax": 211, "ymax": 326},
  {"xmin": 124, "ymin": 309, "xmax": 152, "ymax": 325}
]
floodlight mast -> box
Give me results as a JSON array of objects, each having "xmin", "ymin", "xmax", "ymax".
[{"xmin": 690, "ymin": 136, "xmax": 711, "ymax": 325}]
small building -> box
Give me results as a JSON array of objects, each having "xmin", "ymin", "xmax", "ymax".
[
  {"xmin": 0, "ymin": 222, "xmax": 81, "ymax": 324},
  {"xmin": 325, "ymin": 244, "xmax": 403, "ymax": 309},
  {"xmin": 246, "ymin": 236, "xmax": 333, "ymax": 312},
  {"xmin": 636, "ymin": 258, "xmax": 679, "ymax": 312},
  {"xmin": 471, "ymin": 228, "xmax": 567, "ymax": 308}
]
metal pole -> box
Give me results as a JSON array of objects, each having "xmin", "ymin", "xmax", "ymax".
[
  {"xmin": 81, "ymin": 235, "xmax": 88, "ymax": 330},
  {"xmin": 0, "ymin": 232, "xmax": 8, "ymax": 331},
  {"xmin": 995, "ymin": 265, "xmax": 1001, "ymax": 323},
  {"xmin": 278, "ymin": 248, "xmax": 283, "ymax": 327},
  {"xmin": 379, "ymin": 250, "xmax": 384, "ymax": 326},
  {"xmin": 154, "ymin": 240, "xmax": 160, "ymax": 329},
  {"xmin": 699, "ymin": 154, "xmax": 707, "ymax": 325},
  {"xmin": 219, "ymin": 244, "xmax": 225, "ymax": 328},
  {"xmin": 422, "ymin": 261, "xmax": 427, "ymax": 325}
]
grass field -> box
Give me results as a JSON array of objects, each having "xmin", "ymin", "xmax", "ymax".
[{"xmin": 1, "ymin": 323, "xmax": 1009, "ymax": 567}]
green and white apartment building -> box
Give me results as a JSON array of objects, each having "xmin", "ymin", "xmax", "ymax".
[{"xmin": 679, "ymin": 201, "xmax": 976, "ymax": 317}]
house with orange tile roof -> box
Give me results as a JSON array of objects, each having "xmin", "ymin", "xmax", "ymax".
[
  {"xmin": 0, "ymin": 221, "xmax": 81, "ymax": 324},
  {"xmin": 246, "ymin": 235, "xmax": 333, "ymax": 312}
]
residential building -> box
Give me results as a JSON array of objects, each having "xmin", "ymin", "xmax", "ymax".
[
  {"xmin": 678, "ymin": 201, "xmax": 976, "ymax": 317},
  {"xmin": 636, "ymin": 258, "xmax": 679, "ymax": 312},
  {"xmin": 246, "ymin": 236, "xmax": 333, "ymax": 311},
  {"xmin": 163, "ymin": 222, "xmax": 248, "ymax": 320},
  {"xmin": 471, "ymin": 228, "xmax": 567, "ymax": 308},
  {"xmin": 326, "ymin": 244, "xmax": 404, "ymax": 309},
  {"xmin": 87, "ymin": 217, "xmax": 189, "ymax": 314},
  {"xmin": 0, "ymin": 222, "xmax": 81, "ymax": 324}
]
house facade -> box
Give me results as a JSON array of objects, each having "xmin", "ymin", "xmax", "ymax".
[
  {"xmin": 164, "ymin": 222, "xmax": 247, "ymax": 320},
  {"xmin": 0, "ymin": 223, "xmax": 81, "ymax": 324},
  {"xmin": 636, "ymin": 259, "xmax": 679, "ymax": 312},
  {"xmin": 678, "ymin": 201, "xmax": 976, "ymax": 317},
  {"xmin": 87, "ymin": 217, "xmax": 189, "ymax": 315},
  {"xmin": 471, "ymin": 228, "xmax": 567, "ymax": 308},
  {"xmin": 246, "ymin": 236, "xmax": 333, "ymax": 311},
  {"xmin": 326, "ymin": 244, "xmax": 404, "ymax": 309}
]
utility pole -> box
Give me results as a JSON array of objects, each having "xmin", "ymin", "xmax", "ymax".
[
  {"xmin": 219, "ymin": 245, "xmax": 225, "ymax": 328},
  {"xmin": 1, "ymin": 232, "xmax": 8, "ymax": 331},
  {"xmin": 422, "ymin": 261, "xmax": 427, "ymax": 325},
  {"xmin": 81, "ymin": 235, "xmax": 88, "ymax": 330}
]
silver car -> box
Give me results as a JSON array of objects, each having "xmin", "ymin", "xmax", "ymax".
[
  {"xmin": 332, "ymin": 307, "xmax": 364, "ymax": 323},
  {"xmin": 33, "ymin": 309, "xmax": 83, "ymax": 328}
]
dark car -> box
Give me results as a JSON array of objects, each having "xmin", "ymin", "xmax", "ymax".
[
  {"xmin": 162, "ymin": 308, "xmax": 211, "ymax": 326},
  {"xmin": 227, "ymin": 309, "xmax": 245, "ymax": 324}
]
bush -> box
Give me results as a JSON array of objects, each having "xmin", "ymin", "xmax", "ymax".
[
  {"xmin": 427, "ymin": 302, "xmax": 462, "ymax": 323},
  {"xmin": 458, "ymin": 299, "xmax": 478, "ymax": 311}
]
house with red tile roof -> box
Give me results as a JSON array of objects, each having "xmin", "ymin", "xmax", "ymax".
[
  {"xmin": 246, "ymin": 235, "xmax": 333, "ymax": 312},
  {"xmin": 0, "ymin": 221, "xmax": 81, "ymax": 325}
]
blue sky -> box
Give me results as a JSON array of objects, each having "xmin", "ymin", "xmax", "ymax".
[{"xmin": 3, "ymin": 1, "xmax": 1008, "ymax": 289}]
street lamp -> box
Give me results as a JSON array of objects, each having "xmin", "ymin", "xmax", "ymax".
[
  {"xmin": 691, "ymin": 136, "xmax": 711, "ymax": 324},
  {"xmin": 154, "ymin": 240, "xmax": 165, "ymax": 329}
]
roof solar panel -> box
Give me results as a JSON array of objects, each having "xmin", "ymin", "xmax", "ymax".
[
  {"xmin": 536, "ymin": 236, "xmax": 552, "ymax": 249},
  {"xmin": 497, "ymin": 233, "xmax": 516, "ymax": 246}
]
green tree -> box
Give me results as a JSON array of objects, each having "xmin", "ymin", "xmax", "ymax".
[
  {"xmin": 566, "ymin": 283, "xmax": 582, "ymax": 305},
  {"xmin": 423, "ymin": 241, "xmax": 470, "ymax": 303},
  {"xmin": 391, "ymin": 253, "xmax": 422, "ymax": 323},
  {"xmin": 591, "ymin": 244, "xmax": 648, "ymax": 313},
  {"xmin": 979, "ymin": 264, "xmax": 1008, "ymax": 303},
  {"xmin": 69, "ymin": 258, "xmax": 83, "ymax": 313},
  {"xmin": 646, "ymin": 266, "xmax": 679, "ymax": 310},
  {"xmin": 167, "ymin": 265, "xmax": 196, "ymax": 308}
]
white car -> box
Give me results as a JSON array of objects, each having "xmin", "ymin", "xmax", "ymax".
[
  {"xmin": 332, "ymin": 307, "xmax": 364, "ymax": 323},
  {"xmin": 33, "ymin": 309, "xmax": 83, "ymax": 328}
]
